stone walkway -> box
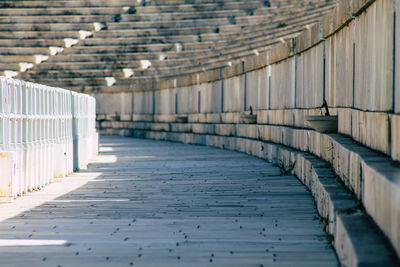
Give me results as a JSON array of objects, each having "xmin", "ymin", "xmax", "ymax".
[{"xmin": 0, "ymin": 136, "xmax": 337, "ymax": 266}]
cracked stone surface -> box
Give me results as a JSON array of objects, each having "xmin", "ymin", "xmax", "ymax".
[{"xmin": 0, "ymin": 136, "xmax": 337, "ymax": 266}]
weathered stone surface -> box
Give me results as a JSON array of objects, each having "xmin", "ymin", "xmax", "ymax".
[
  {"xmin": 149, "ymin": 122, "xmax": 170, "ymax": 132},
  {"xmin": 354, "ymin": 0, "xmax": 394, "ymax": 112},
  {"xmin": 335, "ymin": 211, "xmax": 397, "ymax": 267},
  {"xmin": 132, "ymin": 114, "xmax": 153, "ymax": 122},
  {"xmin": 215, "ymin": 124, "xmax": 235, "ymax": 136},
  {"xmin": 200, "ymin": 81, "xmax": 221, "ymax": 113},
  {"xmin": 154, "ymin": 114, "xmax": 175, "ymax": 122},
  {"xmin": 295, "ymin": 43, "xmax": 324, "ymax": 109},
  {"xmin": 294, "ymin": 23, "xmax": 321, "ymax": 54},
  {"xmin": 119, "ymin": 114, "xmax": 131, "ymax": 121},
  {"xmin": 220, "ymin": 112, "xmax": 240, "ymax": 124},
  {"xmin": 390, "ymin": 114, "xmax": 400, "ymax": 161},
  {"xmin": 222, "ymin": 61, "xmax": 243, "ymax": 78},
  {"xmin": 396, "ymin": 0, "xmax": 400, "ymax": 113},
  {"xmin": 270, "ymin": 57, "xmax": 295, "ymax": 109},
  {"xmin": 223, "ymin": 75, "xmax": 243, "ymax": 112},
  {"xmin": 177, "ymin": 85, "xmax": 198, "ymax": 114},
  {"xmin": 191, "ymin": 123, "xmax": 215, "ymax": 134},
  {"xmin": 269, "ymin": 41, "xmax": 291, "ymax": 64},
  {"xmin": 96, "ymin": 114, "xmax": 106, "ymax": 120},
  {"xmin": 325, "ymin": 23, "xmax": 354, "ymax": 108},
  {"xmin": 134, "ymin": 90, "xmax": 153, "ymax": 114},
  {"xmin": 176, "ymin": 73, "xmax": 197, "ymax": 88},
  {"xmin": 170, "ymin": 123, "xmax": 192, "ymax": 133},
  {"xmin": 155, "ymin": 88, "xmax": 175, "ymax": 115},
  {"xmin": 351, "ymin": 0, "xmax": 375, "ymax": 15},
  {"xmin": 246, "ymin": 69, "xmax": 261, "ymax": 111},
  {"xmin": 321, "ymin": 10, "xmax": 334, "ymax": 38},
  {"xmin": 105, "ymin": 113, "xmax": 118, "ymax": 121},
  {"xmin": 362, "ymin": 158, "xmax": 400, "ymax": 256},
  {"xmin": 256, "ymin": 67, "xmax": 269, "ymax": 110},
  {"xmin": 95, "ymin": 92, "xmax": 132, "ymax": 114},
  {"xmin": 199, "ymin": 68, "xmax": 220, "ymax": 84},
  {"xmin": 351, "ymin": 110, "xmax": 390, "ymax": 155},
  {"xmin": 332, "ymin": 0, "xmax": 351, "ymax": 31},
  {"xmin": 337, "ymin": 108, "xmax": 352, "ymax": 135}
]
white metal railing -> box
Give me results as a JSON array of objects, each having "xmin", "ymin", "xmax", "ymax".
[{"xmin": 0, "ymin": 77, "xmax": 98, "ymax": 199}]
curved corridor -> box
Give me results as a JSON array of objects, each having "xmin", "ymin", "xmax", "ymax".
[{"xmin": 0, "ymin": 136, "xmax": 337, "ymax": 266}]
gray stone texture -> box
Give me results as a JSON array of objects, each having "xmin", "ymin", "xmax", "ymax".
[
  {"xmin": 325, "ymin": 23, "xmax": 354, "ymax": 107},
  {"xmin": 351, "ymin": 0, "xmax": 376, "ymax": 15},
  {"xmin": 177, "ymin": 86, "xmax": 198, "ymax": 114},
  {"xmin": 295, "ymin": 43, "xmax": 324, "ymax": 108},
  {"xmin": 294, "ymin": 23, "xmax": 321, "ymax": 54},
  {"xmin": 269, "ymin": 41, "xmax": 291, "ymax": 64},
  {"xmin": 200, "ymin": 81, "xmax": 221, "ymax": 113},
  {"xmin": 256, "ymin": 67, "xmax": 269, "ymax": 110},
  {"xmin": 95, "ymin": 92, "xmax": 132, "ymax": 114},
  {"xmin": 390, "ymin": 114, "xmax": 400, "ymax": 161},
  {"xmin": 155, "ymin": 88, "xmax": 175, "ymax": 115},
  {"xmin": 0, "ymin": 136, "xmax": 340, "ymax": 266},
  {"xmin": 396, "ymin": 0, "xmax": 400, "ymax": 113},
  {"xmin": 246, "ymin": 69, "xmax": 262, "ymax": 111},
  {"xmin": 270, "ymin": 57, "xmax": 295, "ymax": 109},
  {"xmin": 134, "ymin": 91, "xmax": 153, "ymax": 114},
  {"xmin": 354, "ymin": 0, "xmax": 394, "ymax": 111},
  {"xmin": 223, "ymin": 75, "xmax": 243, "ymax": 112}
]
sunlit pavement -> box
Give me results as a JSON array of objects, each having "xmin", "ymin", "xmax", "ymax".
[{"xmin": 0, "ymin": 136, "xmax": 337, "ymax": 266}]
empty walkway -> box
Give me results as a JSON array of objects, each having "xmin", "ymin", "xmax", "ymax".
[{"xmin": 0, "ymin": 136, "xmax": 337, "ymax": 266}]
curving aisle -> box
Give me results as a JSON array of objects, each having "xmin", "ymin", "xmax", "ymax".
[{"xmin": 0, "ymin": 136, "xmax": 337, "ymax": 266}]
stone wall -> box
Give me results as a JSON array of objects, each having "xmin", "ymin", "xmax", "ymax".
[{"xmin": 95, "ymin": 0, "xmax": 400, "ymax": 260}]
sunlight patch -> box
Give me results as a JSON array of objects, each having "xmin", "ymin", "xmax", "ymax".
[{"xmin": 0, "ymin": 239, "xmax": 67, "ymax": 246}]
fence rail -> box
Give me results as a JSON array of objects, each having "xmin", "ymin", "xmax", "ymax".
[{"xmin": 0, "ymin": 76, "xmax": 98, "ymax": 199}]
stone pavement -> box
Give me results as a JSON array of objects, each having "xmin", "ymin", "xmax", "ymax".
[{"xmin": 0, "ymin": 136, "xmax": 337, "ymax": 266}]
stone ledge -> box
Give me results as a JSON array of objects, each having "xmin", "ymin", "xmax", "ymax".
[
  {"xmin": 294, "ymin": 23, "xmax": 321, "ymax": 54},
  {"xmin": 351, "ymin": 0, "xmax": 376, "ymax": 16},
  {"xmin": 335, "ymin": 211, "xmax": 396, "ymax": 266},
  {"xmin": 321, "ymin": 0, "xmax": 353, "ymax": 38},
  {"xmin": 96, "ymin": 106, "xmax": 393, "ymax": 159},
  {"xmin": 269, "ymin": 41, "xmax": 292, "ymax": 65}
]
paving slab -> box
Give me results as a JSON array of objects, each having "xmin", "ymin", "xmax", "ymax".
[{"xmin": 0, "ymin": 136, "xmax": 338, "ymax": 266}]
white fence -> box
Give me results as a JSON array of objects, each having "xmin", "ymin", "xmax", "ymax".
[{"xmin": 0, "ymin": 77, "xmax": 98, "ymax": 199}]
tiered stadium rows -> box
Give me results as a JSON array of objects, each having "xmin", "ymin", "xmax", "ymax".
[{"xmin": 0, "ymin": 0, "xmax": 335, "ymax": 89}]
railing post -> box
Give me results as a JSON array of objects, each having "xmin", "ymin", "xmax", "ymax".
[
  {"xmin": 0, "ymin": 77, "xmax": 5, "ymax": 152},
  {"xmin": 0, "ymin": 77, "xmax": 15, "ymax": 200},
  {"xmin": 25, "ymin": 82, "xmax": 33, "ymax": 192}
]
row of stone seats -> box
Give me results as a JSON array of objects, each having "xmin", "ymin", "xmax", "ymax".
[
  {"xmin": 17, "ymin": 2, "xmax": 333, "ymax": 87},
  {"xmin": 0, "ymin": 0, "xmax": 259, "ymax": 75},
  {"xmin": 19, "ymin": 26, "xmax": 326, "ymax": 84},
  {"xmin": 0, "ymin": 1, "xmax": 136, "ymax": 76},
  {"xmin": 1, "ymin": 0, "xmax": 335, "ymax": 90}
]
